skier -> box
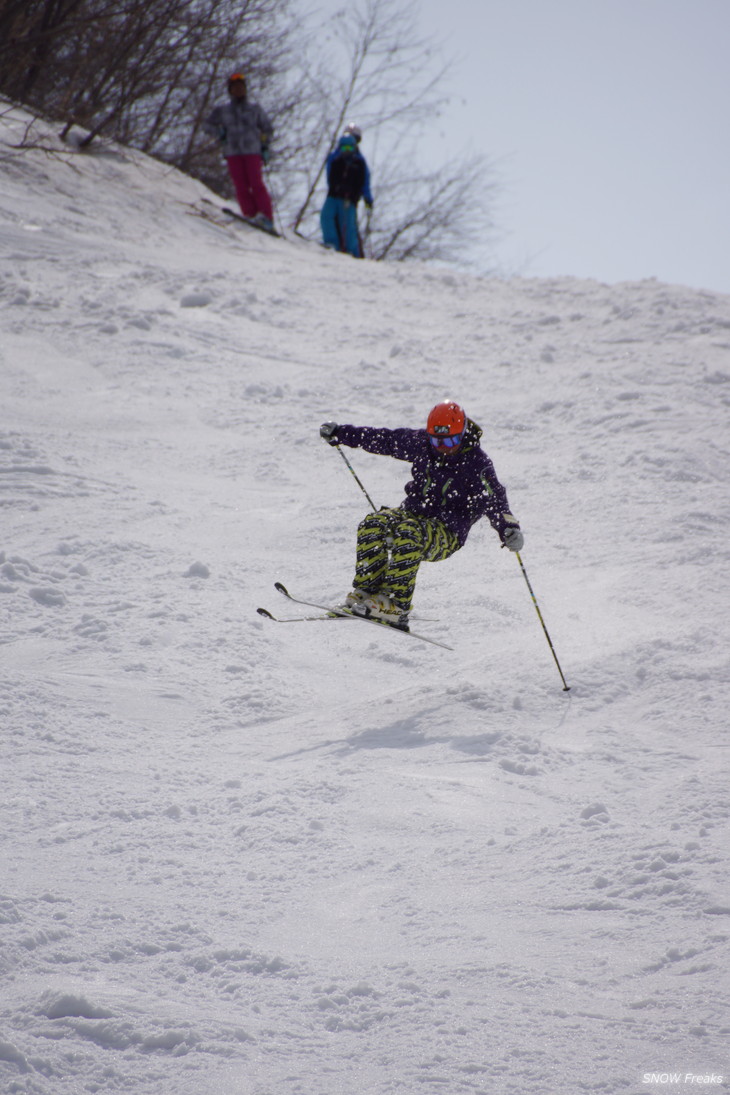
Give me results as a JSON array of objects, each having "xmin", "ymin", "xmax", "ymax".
[
  {"xmin": 204, "ymin": 71, "xmax": 274, "ymax": 231},
  {"xmin": 319, "ymin": 401, "xmax": 523, "ymax": 629},
  {"xmin": 320, "ymin": 124, "xmax": 373, "ymax": 257}
]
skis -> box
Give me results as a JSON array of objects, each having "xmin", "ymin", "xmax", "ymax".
[
  {"xmin": 257, "ymin": 583, "xmax": 453, "ymax": 650},
  {"xmin": 257, "ymin": 608, "xmax": 354, "ymax": 624},
  {"xmin": 196, "ymin": 199, "xmax": 280, "ymax": 236},
  {"xmin": 220, "ymin": 206, "xmax": 280, "ymax": 237}
]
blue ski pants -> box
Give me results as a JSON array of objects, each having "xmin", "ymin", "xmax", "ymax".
[{"xmin": 320, "ymin": 197, "xmax": 361, "ymax": 257}]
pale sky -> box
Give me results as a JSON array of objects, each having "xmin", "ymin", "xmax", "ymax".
[
  {"xmin": 414, "ymin": 0, "xmax": 730, "ymax": 292},
  {"xmin": 314, "ymin": 0, "xmax": 729, "ymax": 293}
]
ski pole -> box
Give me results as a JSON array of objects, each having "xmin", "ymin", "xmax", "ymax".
[
  {"xmin": 262, "ymin": 161, "xmax": 283, "ymax": 236},
  {"xmin": 334, "ymin": 444, "xmax": 377, "ymax": 511},
  {"xmin": 515, "ymin": 551, "xmax": 571, "ymax": 691}
]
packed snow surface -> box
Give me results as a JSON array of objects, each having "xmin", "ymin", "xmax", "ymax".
[{"xmin": 1, "ymin": 103, "xmax": 729, "ymax": 1095}]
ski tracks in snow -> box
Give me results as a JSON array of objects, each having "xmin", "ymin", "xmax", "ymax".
[{"xmin": 1, "ymin": 101, "xmax": 730, "ymax": 1094}]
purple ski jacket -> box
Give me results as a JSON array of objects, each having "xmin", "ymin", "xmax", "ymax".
[{"xmin": 334, "ymin": 420, "xmax": 519, "ymax": 547}]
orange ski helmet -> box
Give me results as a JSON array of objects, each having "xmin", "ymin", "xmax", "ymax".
[
  {"xmin": 227, "ymin": 72, "xmax": 247, "ymax": 94},
  {"xmin": 426, "ymin": 401, "xmax": 466, "ymax": 453}
]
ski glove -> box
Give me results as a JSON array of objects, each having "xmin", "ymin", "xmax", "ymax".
[
  {"xmin": 217, "ymin": 126, "xmax": 227, "ymax": 144},
  {"xmin": 502, "ymin": 527, "xmax": 524, "ymax": 552},
  {"xmin": 261, "ymin": 144, "xmax": 270, "ymax": 164},
  {"xmin": 320, "ymin": 422, "xmax": 339, "ymax": 445}
]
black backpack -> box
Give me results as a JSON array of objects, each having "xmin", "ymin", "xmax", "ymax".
[{"xmin": 328, "ymin": 146, "xmax": 366, "ymax": 202}]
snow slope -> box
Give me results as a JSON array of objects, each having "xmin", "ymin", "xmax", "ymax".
[{"xmin": 1, "ymin": 102, "xmax": 729, "ymax": 1095}]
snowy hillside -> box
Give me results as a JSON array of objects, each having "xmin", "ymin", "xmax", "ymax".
[{"xmin": 1, "ymin": 101, "xmax": 729, "ymax": 1095}]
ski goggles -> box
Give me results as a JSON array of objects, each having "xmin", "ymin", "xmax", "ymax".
[{"xmin": 429, "ymin": 432, "xmax": 463, "ymax": 449}]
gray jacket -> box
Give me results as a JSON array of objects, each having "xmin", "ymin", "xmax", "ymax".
[{"xmin": 204, "ymin": 97, "xmax": 273, "ymax": 157}]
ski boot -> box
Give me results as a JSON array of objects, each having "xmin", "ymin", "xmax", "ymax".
[
  {"xmin": 252, "ymin": 212, "xmax": 275, "ymax": 233},
  {"xmin": 362, "ymin": 592, "xmax": 410, "ymax": 631},
  {"xmin": 339, "ymin": 589, "xmax": 369, "ymax": 613}
]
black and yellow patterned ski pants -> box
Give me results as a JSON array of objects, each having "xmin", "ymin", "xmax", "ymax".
[{"xmin": 353, "ymin": 506, "xmax": 460, "ymax": 611}]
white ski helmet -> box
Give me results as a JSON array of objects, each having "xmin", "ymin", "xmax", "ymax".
[{"xmin": 343, "ymin": 122, "xmax": 362, "ymax": 143}]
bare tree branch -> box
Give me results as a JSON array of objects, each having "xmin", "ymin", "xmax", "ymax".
[
  {"xmin": 271, "ymin": 0, "xmax": 498, "ymax": 268},
  {"xmin": 0, "ymin": 0, "xmax": 501, "ymax": 269}
]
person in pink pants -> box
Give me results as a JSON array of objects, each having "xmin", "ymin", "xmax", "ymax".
[
  {"xmin": 226, "ymin": 152, "xmax": 273, "ymax": 223},
  {"xmin": 205, "ymin": 72, "xmax": 274, "ymax": 230}
]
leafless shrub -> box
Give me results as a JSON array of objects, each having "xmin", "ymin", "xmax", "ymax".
[
  {"xmin": 0, "ymin": 0, "xmax": 499, "ymax": 267},
  {"xmin": 274, "ymin": 0, "xmax": 498, "ymax": 267}
]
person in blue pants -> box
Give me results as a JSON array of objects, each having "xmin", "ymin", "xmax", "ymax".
[{"xmin": 320, "ymin": 125, "xmax": 373, "ymax": 257}]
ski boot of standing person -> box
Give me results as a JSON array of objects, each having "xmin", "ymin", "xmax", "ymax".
[
  {"xmin": 204, "ymin": 71, "xmax": 274, "ymax": 231},
  {"xmin": 319, "ymin": 402, "xmax": 523, "ymax": 628},
  {"xmin": 320, "ymin": 123, "xmax": 373, "ymax": 257}
]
